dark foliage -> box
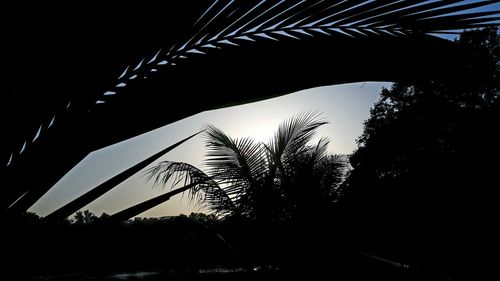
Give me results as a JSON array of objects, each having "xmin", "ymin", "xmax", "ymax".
[
  {"xmin": 146, "ymin": 113, "xmax": 350, "ymax": 271},
  {"xmin": 344, "ymin": 27, "xmax": 500, "ymax": 280},
  {"xmin": 2, "ymin": 211, "xmax": 237, "ymax": 280}
]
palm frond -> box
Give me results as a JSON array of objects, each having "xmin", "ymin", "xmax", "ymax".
[
  {"xmin": 187, "ymin": 1, "xmax": 498, "ymax": 53},
  {"xmin": 145, "ymin": 161, "xmax": 203, "ymax": 190},
  {"xmin": 145, "ymin": 160, "xmax": 235, "ymax": 216},
  {"xmin": 106, "ymin": 181, "xmax": 200, "ymax": 223},
  {"xmin": 43, "ymin": 132, "xmax": 200, "ymax": 222},
  {"xmin": 85, "ymin": 0, "xmax": 499, "ymax": 113},
  {"xmin": 308, "ymin": 136, "xmax": 331, "ymax": 166},
  {"xmin": 7, "ymin": 0, "xmax": 498, "ymax": 182},
  {"xmin": 316, "ymin": 154, "xmax": 351, "ymax": 201},
  {"xmin": 267, "ymin": 110, "xmax": 328, "ymax": 168},
  {"xmin": 204, "ymin": 125, "xmax": 268, "ymax": 186},
  {"xmin": 184, "ymin": 0, "xmax": 497, "ymax": 50}
]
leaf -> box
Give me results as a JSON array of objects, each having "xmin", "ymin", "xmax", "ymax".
[
  {"xmin": 254, "ymin": 33, "xmax": 279, "ymax": 41},
  {"xmin": 117, "ymin": 65, "xmax": 129, "ymax": 79},
  {"xmin": 182, "ymin": 0, "xmax": 498, "ymax": 54},
  {"xmin": 144, "ymin": 161, "xmax": 235, "ymax": 217},
  {"xmin": 266, "ymin": 110, "xmax": 328, "ymax": 179},
  {"xmin": 43, "ymin": 132, "xmax": 201, "ymax": 222},
  {"xmin": 273, "ymin": 30, "xmax": 300, "ymax": 40}
]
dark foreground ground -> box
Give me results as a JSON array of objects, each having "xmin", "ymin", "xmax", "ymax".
[{"xmin": 3, "ymin": 213, "xmax": 490, "ymax": 281}]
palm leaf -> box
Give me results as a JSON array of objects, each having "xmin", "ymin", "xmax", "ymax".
[
  {"xmin": 145, "ymin": 126, "xmax": 270, "ymax": 217},
  {"xmin": 266, "ymin": 110, "xmax": 328, "ymax": 170},
  {"xmin": 144, "ymin": 161, "xmax": 235, "ymax": 216},
  {"xmin": 307, "ymin": 136, "xmax": 331, "ymax": 166},
  {"xmin": 81, "ymin": 0, "xmax": 499, "ymax": 115},
  {"xmin": 7, "ymin": 0, "xmax": 498, "ymax": 170},
  {"xmin": 105, "ymin": 181, "xmax": 201, "ymax": 223},
  {"xmin": 43, "ymin": 132, "xmax": 200, "ymax": 222},
  {"xmin": 204, "ymin": 125, "xmax": 268, "ymax": 189}
]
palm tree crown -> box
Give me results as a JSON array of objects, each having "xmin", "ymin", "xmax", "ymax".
[{"xmin": 146, "ymin": 111, "xmax": 349, "ymax": 222}]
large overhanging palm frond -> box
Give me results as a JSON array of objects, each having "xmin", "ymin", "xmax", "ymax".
[
  {"xmin": 7, "ymin": 1, "xmax": 497, "ymax": 168},
  {"xmin": 82, "ymin": 1, "xmax": 499, "ymax": 117},
  {"xmin": 99, "ymin": 0, "xmax": 499, "ymax": 95}
]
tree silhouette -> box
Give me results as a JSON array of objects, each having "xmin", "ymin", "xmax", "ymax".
[
  {"xmin": 344, "ymin": 27, "xmax": 500, "ymax": 280},
  {"xmin": 72, "ymin": 210, "xmax": 98, "ymax": 225},
  {"xmin": 147, "ymin": 112, "xmax": 347, "ymax": 221},
  {"xmin": 188, "ymin": 212, "xmax": 219, "ymax": 227},
  {"xmin": 146, "ymin": 111, "xmax": 349, "ymax": 266}
]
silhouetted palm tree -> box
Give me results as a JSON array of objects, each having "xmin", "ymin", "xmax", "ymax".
[
  {"xmin": 146, "ymin": 111, "xmax": 348, "ymax": 223},
  {"xmin": 144, "ymin": 111, "xmax": 349, "ymax": 267}
]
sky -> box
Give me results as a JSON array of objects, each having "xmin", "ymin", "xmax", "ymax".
[{"xmin": 29, "ymin": 82, "xmax": 390, "ymax": 218}]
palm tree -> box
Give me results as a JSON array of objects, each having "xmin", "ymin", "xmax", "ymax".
[
  {"xmin": 144, "ymin": 111, "xmax": 349, "ymax": 267},
  {"xmin": 146, "ymin": 111, "xmax": 348, "ymax": 224}
]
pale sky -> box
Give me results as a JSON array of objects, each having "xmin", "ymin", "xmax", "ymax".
[{"xmin": 29, "ymin": 82, "xmax": 390, "ymax": 218}]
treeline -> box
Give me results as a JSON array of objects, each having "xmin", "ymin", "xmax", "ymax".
[
  {"xmin": 341, "ymin": 27, "xmax": 500, "ymax": 281},
  {"xmin": 3, "ymin": 211, "xmax": 235, "ymax": 280}
]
